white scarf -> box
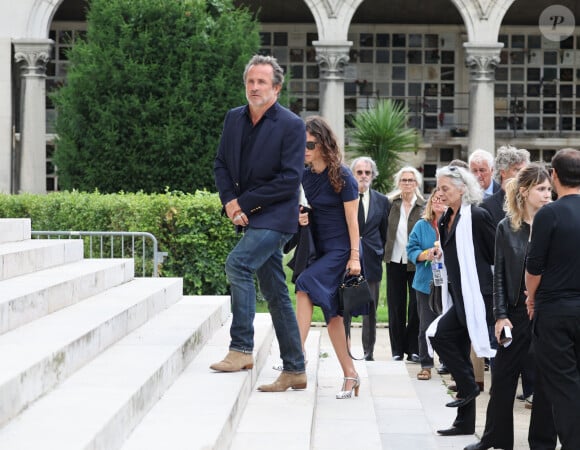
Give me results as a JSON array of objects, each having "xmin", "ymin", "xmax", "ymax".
[{"xmin": 427, "ymin": 204, "xmax": 496, "ymax": 358}]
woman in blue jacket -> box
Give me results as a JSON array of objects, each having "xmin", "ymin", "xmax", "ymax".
[{"xmin": 407, "ymin": 188, "xmax": 446, "ymax": 380}]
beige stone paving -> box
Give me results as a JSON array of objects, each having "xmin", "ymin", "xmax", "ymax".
[{"xmin": 317, "ymin": 324, "xmax": 534, "ymax": 450}]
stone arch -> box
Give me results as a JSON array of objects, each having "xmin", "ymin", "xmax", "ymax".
[
  {"xmin": 449, "ymin": 0, "xmax": 517, "ymax": 42},
  {"xmin": 303, "ymin": 0, "xmax": 363, "ymax": 41},
  {"xmin": 25, "ymin": 0, "xmax": 66, "ymax": 38}
]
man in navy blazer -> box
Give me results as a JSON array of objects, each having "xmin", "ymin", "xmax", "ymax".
[
  {"xmin": 212, "ymin": 55, "xmax": 306, "ymax": 392},
  {"xmin": 351, "ymin": 157, "xmax": 390, "ymax": 361},
  {"xmin": 469, "ymin": 149, "xmax": 501, "ymax": 199}
]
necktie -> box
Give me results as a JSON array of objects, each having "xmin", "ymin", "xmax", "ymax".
[{"xmin": 358, "ymin": 193, "xmax": 365, "ymax": 235}]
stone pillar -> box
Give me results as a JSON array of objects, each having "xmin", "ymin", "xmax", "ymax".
[
  {"xmin": 13, "ymin": 39, "xmax": 52, "ymax": 194},
  {"xmin": 464, "ymin": 43, "xmax": 503, "ymax": 156},
  {"xmin": 313, "ymin": 41, "xmax": 351, "ymax": 149},
  {"xmin": 0, "ymin": 39, "xmax": 12, "ymax": 193}
]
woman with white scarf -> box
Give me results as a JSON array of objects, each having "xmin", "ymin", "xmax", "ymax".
[{"xmin": 427, "ymin": 165, "xmax": 496, "ymax": 437}]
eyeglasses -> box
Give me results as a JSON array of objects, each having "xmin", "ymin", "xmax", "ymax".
[
  {"xmin": 356, "ymin": 170, "xmax": 372, "ymax": 176},
  {"xmin": 400, "ymin": 178, "xmax": 416, "ymax": 183},
  {"xmin": 432, "ymin": 197, "xmax": 443, "ymax": 203},
  {"xmin": 306, "ymin": 141, "xmax": 317, "ymax": 150}
]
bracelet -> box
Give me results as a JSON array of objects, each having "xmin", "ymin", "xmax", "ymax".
[
  {"xmin": 351, "ymin": 248, "xmax": 359, "ymax": 252},
  {"xmin": 349, "ymin": 257, "xmax": 360, "ymax": 261}
]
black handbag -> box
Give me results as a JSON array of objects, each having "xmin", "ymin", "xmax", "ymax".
[
  {"xmin": 338, "ymin": 272, "xmax": 373, "ymax": 360},
  {"xmin": 428, "ymin": 280, "xmax": 443, "ymax": 315}
]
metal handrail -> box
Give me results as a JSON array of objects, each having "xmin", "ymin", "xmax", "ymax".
[{"xmin": 31, "ymin": 230, "xmax": 167, "ymax": 277}]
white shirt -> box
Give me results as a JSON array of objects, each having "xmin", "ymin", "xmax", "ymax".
[
  {"xmin": 390, "ymin": 194, "xmax": 417, "ymax": 264},
  {"xmin": 360, "ymin": 189, "xmax": 369, "ymax": 222}
]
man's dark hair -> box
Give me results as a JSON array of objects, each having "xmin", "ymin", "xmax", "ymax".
[{"xmin": 552, "ymin": 148, "xmax": 580, "ymax": 187}]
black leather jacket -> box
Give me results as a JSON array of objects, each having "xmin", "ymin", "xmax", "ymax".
[{"xmin": 493, "ymin": 218, "xmax": 529, "ymax": 319}]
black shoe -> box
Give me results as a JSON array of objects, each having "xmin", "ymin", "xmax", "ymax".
[
  {"xmin": 407, "ymin": 353, "xmax": 420, "ymax": 363},
  {"xmin": 437, "ymin": 365, "xmax": 450, "ymax": 375},
  {"xmin": 446, "ymin": 387, "xmax": 480, "ymax": 408},
  {"xmin": 437, "ymin": 427, "xmax": 474, "ymax": 436},
  {"xmin": 464, "ymin": 442, "xmax": 489, "ymax": 450},
  {"xmin": 365, "ymin": 355, "xmax": 374, "ymax": 361},
  {"xmin": 393, "ymin": 355, "xmax": 403, "ymax": 361}
]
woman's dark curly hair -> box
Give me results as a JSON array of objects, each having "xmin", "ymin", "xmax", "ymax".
[{"xmin": 305, "ymin": 115, "xmax": 345, "ymax": 193}]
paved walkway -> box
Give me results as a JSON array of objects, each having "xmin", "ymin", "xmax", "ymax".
[{"xmin": 320, "ymin": 324, "xmax": 535, "ymax": 450}]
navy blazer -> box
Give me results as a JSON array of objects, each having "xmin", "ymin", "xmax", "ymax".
[
  {"xmin": 214, "ymin": 103, "xmax": 306, "ymax": 235},
  {"xmin": 360, "ymin": 189, "xmax": 390, "ymax": 282},
  {"xmin": 481, "ymin": 188, "xmax": 505, "ymax": 228}
]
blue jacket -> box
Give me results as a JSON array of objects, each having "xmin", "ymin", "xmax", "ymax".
[
  {"xmin": 214, "ymin": 102, "xmax": 305, "ymax": 235},
  {"xmin": 406, "ymin": 219, "xmax": 437, "ymax": 295}
]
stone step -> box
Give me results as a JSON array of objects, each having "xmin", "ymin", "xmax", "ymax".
[
  {"xmin": 0, "ymin": 219, "xmax": 31, "ymax": 245},
  {"xmin": 120, "ymin": 313, "xmax": 274, "ymax": 450},
  {"xmin": 0, "ymin": 238, "xmax": 83, "ymax": 281},
  {"xmin": 0, "ymin": 258, "xmax": 135, "ymax": 335},
  {"xmin": 311, "ymin": 337, "xmax": 382, "ymax": 450},
  {"xmin": 230, "ymin": 331, "xmax": 321, "ymax": 450},
  {"xmin": 0, "ymin": 277, "xmax": 183, "ymax": 428},
  {"xmin": 0, "ymin": 295, "xmax": 230, "ymax": 450}
]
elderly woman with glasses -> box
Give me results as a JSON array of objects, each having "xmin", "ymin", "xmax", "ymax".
[
  {"xmin": 426, "ymin": 165, "xmax": 496, "ymax": 437},
  {"xmin": 384, "ymin": 167, "xmax": 426, "ymax": 362}
]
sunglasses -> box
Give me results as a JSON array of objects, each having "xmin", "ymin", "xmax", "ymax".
[
  {"xmin": 356, "ymin": 170, "xmax": 372, "ymax": 176},
  {"xmin": 400, "ymin": 178, "xmax": 416, "ymax": 183},
  {"xmin": 306, "ymin": 141, "xmax": 317, "ymax": 150}
]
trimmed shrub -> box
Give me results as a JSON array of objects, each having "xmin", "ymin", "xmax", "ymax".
[
  {"xmin": 0, "ymin": 191, "xmax": 237, "ymax": 295},
  {"xmin": 52, "ymin": 0, "xmax": 259, "ymax": 193}
]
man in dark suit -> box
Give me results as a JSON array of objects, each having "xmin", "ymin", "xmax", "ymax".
[
  {"xmin": 212, "ymin": 55, "xmax": 306, "ymax": 392},
  {"xmin": 469, "ymin": 149, "xmax": 501, "ymax": 199},
  {"xmin": 350, "ymin": 157, "xmax": 390, "ymax": 361},
  {"xmin": 481, "ymin": 146, "xmax": 530, "ymax": 227}
]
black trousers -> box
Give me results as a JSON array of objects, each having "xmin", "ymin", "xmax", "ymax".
[
  {"xmin": 533, "ymin": 307, "xmax": 580, "ymax": 450},
  {"xmin": 416, "ymin": 291, "xmax": 438, "ymax": 368},
  {"xmin": 362, "ymin": 280, "xmax": 380, "ymax": 358},
  {"xmin": 430, "ymin": 303, "xmax": 476, "ymax": 432},
  {"xmin": 386, "ymin": 261, "xmax": 419, "ymax": 358},
  {"xmin": 479, "ymin": 303, "xmax": 556, "ymax": 450}
]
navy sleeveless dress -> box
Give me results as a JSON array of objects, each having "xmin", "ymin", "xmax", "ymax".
[{"xmin": 295, "ymin": 165, "xmax": 364, "ymax": 323}]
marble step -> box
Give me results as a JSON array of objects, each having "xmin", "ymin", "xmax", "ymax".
[
  {"xmin": 121, "ymin": 313, "xmax": 275, "ymax": 450},
  {"xmin": 230, "ymin": 331, "xmax": 321, "ymax": 450},
  {"xmin": 0, "ymin": 277, "xmax": 183, "ymax": 427},
  {"xmin": 0, "ymin": 238, "xmax": 83, "ymax": 281},
  {"xmin": 0, "ymin": 258, "xmax": 134, "ymax": 335},
  {"xmin": 0, "ymin": 219, "xmax": 31, "ymax": 245},
  {"xmin": 0, "ymin": 295, "xmax": 230, "ymax": 450}
]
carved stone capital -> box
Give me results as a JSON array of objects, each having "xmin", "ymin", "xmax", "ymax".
[
  {"xmin": 13, "ymin": 39, "xmax": 53, "ymax": 78},
  {"xmin": 312, "ymin": 41, "xmax": 352, "ymax": 81},
  {"xmin": 464, "ymin": 43, "xmax": 503, "ymax": 82}
]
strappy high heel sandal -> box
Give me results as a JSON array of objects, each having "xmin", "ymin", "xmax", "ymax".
[{"xmin": 336, "ymin": 375, "xmax": 360, "ymax": 399}]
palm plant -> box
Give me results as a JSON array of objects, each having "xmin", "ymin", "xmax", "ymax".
[{"xmin": 348, "ymin": 100, "xmax": 420, "ymax": 193}]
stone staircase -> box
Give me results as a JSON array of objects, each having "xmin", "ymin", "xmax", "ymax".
[
  {"xmin": 0, "ymin": 218, "xmax": 269, "ymax": 449},
  {"xmin": 0, "ymin": 218, "xmax": 465, "ymax": 450}
]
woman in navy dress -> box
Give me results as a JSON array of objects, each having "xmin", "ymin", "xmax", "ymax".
[{"xmin": 295, "ymin": 115, "xmax": 362, "ymax": 399}]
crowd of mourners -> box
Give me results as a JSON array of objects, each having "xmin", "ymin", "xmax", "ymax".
[{"xmin": 210, "ymin": 54, "xmax": 580, "ymax": 450}]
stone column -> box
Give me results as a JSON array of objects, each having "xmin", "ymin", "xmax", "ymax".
[
  {"xmin": 464, "ymin": 43, "xmax": 503, "ymax": 156},
  {"xmin": 313, "ymin": 41, "xmax": 351, "ymax": 149},
  {"xmin": 13, "ymin": 39, "xmax": 52, "ymax": 194}
]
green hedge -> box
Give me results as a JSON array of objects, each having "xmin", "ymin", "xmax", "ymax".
[{"xmin": 0, "ymin": 191, "xmax": 237, "ymax": 295}]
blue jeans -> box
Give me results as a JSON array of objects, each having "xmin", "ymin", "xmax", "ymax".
[{"xmin": 225, "ymin": 227, "xmax": 305, "ymax": 373}]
